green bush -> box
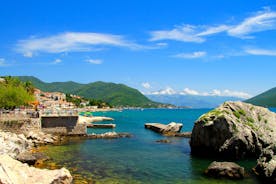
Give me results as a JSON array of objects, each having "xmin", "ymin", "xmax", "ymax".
[{"xmin": 0, "ymin": 77, "xmax": 34, "ymax": 109}]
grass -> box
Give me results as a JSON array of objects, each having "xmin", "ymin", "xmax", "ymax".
[
  {"xmin": 233, "ymin": 111, "xmax": 241, "ymax": 119},
  {"xmin": 233, "ymin": 109, "xmax": 247, "ymax": 119},
  {"xmin": 258, "ymin": 114, "xmax": 262, "ymax": 122},
  {"xmin": 199, "ymin": 109, "xmax": 224, "ymax": 124},
  {"xmin": 246, "ymin": 117, "xmax": 254, "ymax": 123}
]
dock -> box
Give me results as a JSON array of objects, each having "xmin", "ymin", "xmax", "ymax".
[{"xmin": 87, "ymin": 123, "xmax": 116, "ymax": 128}]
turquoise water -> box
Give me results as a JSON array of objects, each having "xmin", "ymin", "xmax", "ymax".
[{"xmin": 44, "ymin": 109, "xmax": 263, "ymax": 184}]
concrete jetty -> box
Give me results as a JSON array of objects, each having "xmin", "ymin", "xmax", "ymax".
[{"xmin": 145, "ymin": 122, "xmax": 183, "ymax": 135}]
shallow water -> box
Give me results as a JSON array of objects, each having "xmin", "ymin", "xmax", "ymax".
[{"xmin": 43, "ymin": 109, "xmax": 265, "ymax": 183}]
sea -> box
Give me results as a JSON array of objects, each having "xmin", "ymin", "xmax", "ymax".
[{"xmin": 42, "ymin": 108, "xmax": 276, "ymax": 184}]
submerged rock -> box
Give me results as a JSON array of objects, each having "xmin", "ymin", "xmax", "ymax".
[
  {"xmin": 205, "ymin": 161, "xmax": 245, "ymax": 179},
  {"xmin": 190, "ymin": 101, "xmax": 276, "ymax": 159},
  {"xmin": 156, "ymin": 139, "xmax": 172, "ymax": 143},
  {"xmin": 0, "ymin": 154, "xmax": 72, "ymax": 184},
  {"xmin": 254, "ymin": 144, "xmax": 276, "ymax": 183},
  {"xmin": 16, "ymin": 151, "xmax": 50, "ymax": 165}
]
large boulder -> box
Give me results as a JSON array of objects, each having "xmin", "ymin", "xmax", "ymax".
[
  {"xmin": 0, "ymin": 154, "xmax": 72, "ymax": 184},
  {"xmin": 205, "ymin": 161, "xmax": 245, "ymax": 179},
  {"xmin": 0, "ymin": 131, "xmax": 30, "ymax": 158},
  {"xmin": 190, "ymin": 101, "xmax": 276, "ymax": 159},
  {"xmin": 254, "ymin": 144, "xmax": 276, "ymax": 183}
]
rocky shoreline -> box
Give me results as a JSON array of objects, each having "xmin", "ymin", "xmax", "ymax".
[
  {"xmin": 0, "ymin": 130, "xmax": 73, "ymax": 184},
  {"xmin": 190, "ymin": 101, "xmax": 276, "ymax": 182},
  {"xmin": 0, "ymin": 127, "xmax": 132, "ymax": 184}
]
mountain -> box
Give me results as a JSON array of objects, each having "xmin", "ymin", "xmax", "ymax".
[
  {"xmin": 245, "ymin": 87, "xmax": 276, "ymax": 107},
  {"xmin": 147, "ymin": 94, "xmax": 243, "ymax": 108},
  {"xmin": 17, "ymin": 76, "xmax": 161, "ymax": 107}
]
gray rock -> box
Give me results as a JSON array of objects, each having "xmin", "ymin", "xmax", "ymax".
[
  {"xmin": 0, "ymin": 154, "xmax": 72, "ymax": 184},
  {"xmin": 163, "ymin": 122, "xmax": 183, "ymax": 133},
  {"xmin": 254, "ymin": 144, "xmax": 276, "ymax": 183},
  {"xmin": 205, "ymin": 161, "xmax": 245, "ymax": 179},
  {"xmin": 190, "ymin": 101, "xmax": 276, "ymax": 159},
  {"xmin": 0, "ymin": 132, "xmax": 30, "ymax": 158}
]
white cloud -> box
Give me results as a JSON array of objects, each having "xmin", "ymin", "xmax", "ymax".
[
  {"xmin": 86, "ymin": 59, "xmax": 103, "ymax": 64},
  {"xmin": 180, "ymin": 88, "xmax": 200, "ymax": 95},
  {"xmin": 150, "ymin": 25, "xmax": 205, "ymax": 43},
  {"xmin": 219, "ymin": 89, "xmax": 252, "ymax": 99},
  {"xmin": 149, "ymin": 8, "xmax": 276, "ymax": 42},
  {"xmin": 245, "ymin": 48, "xmax": 276, "ymax": 56},
  {"xmin": 53, "ymin": 58, "xmax": 62, "ymax": 64},
  {"xmin": 174, "ymin": 51, "xmax": 206, "ymax": 59},
  {"xmin": 148, "ymin": 87, "xmax": 251, "ymax": 99},
  {"xmin": 0, "ymin": 58, "xmax": 5, "ymax": 66},
  {"xmin": 141, "ymin": 82, "xmax": 151, "ymax": 89},
  {"xmin": 151, "ymin": 87, "xmax": 177, "ymax": 95},
  {"xmin": 16, "ymin": 32, "xmax": 142, "ymax": 57},
  {"xmin": 197, "ymin": 25, "xmax": 230, "ymax": 36},
  {"xmin": 228, "ymin": 9, "xmax": 276, "ymax": 38}
]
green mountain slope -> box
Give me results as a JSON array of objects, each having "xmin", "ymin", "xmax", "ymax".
[
  {"xmin": 245, "ymin": 87, "xmax": 276, "ymax": 107},
  {"xmin": 18, "ymin": 76, "xmax": 160, "ymax": 107}
]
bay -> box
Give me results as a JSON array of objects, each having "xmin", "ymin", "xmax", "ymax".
[{"xmin": 43, "ymin": 109, "xmax": 268, "ymax": 184}]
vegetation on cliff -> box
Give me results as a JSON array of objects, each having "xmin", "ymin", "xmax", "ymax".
[{"xmin": 0, "ymin": 76, "xmax": 35, "ymax": 109}]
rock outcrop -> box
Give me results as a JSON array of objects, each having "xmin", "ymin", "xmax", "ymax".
[
  {"xmin": 164, "ymin": 122, "xmax": 183, "ymax": 133},
  {"xmin": 205, "ymin": 161, "xmax": 245, "ymax": 179},
  {"xmin": 190, "ymin": 101, "xmax": 276, "ymax": 159},
  {"xmin": 0, "ymin": 154, "xmax": 72, "ymax": 184},
  {"xmin": 0, "ymin": 131, "xmax": 30, "ymax": 158},
  {"xmin": 26, "ymin": 131, "xmax": 58, "ymax": 146},
  {"xmin": 254, "ymin": 144, "xmax": 276, "ymax": 183}
]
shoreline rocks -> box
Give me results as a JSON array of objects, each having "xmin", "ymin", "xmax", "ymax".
[
  {"xmin": 0, "ymin": 131, "xmax": 30, "ymax": 158},
  {"xmin": 190, "ymin": 101, "xmax": 276, "ymax": 159},
  {"xmin": 205, "ymin": 161, "xmax": 245, "ymax": 179},
  {"xmin": 0, "ymin": 154, "xmax": 72, "ymax": 184},
  {"xmin": 253, "ymin": 144, "xmax": 276, "ymax": 183}
]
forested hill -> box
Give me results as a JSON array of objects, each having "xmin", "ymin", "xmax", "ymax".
[
  {"xmin": 245, "ymin": 87, "xmax": 276, "ymax": 107},
  {"xmin": 18, "ymin": 76, "xmax": 162, "ymax": 107}
]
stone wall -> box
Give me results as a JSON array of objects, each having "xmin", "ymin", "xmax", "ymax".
[
  {"xmin": 0, "ymin": 118, "xmax": 41, "ymax": 135},
  {"xmin": 41, "ymin": 116, "xmax": 86, "ymax": 135}
]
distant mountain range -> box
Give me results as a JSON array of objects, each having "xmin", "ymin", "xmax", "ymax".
[
  {"xmin": 17, "ymin": 76, "xmax": 162, "ymax": 107},
  {"xmin": 147, "ymin": 94, "xmax": 243, "ymax": 108},
  {"xmin": 245, "ymin": 87, "xmax": 276, "ymax": 107}
]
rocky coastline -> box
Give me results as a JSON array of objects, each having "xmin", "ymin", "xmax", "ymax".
[
  {"xmin": 190, "ymin": 101, "xmax": 276, "ymax": 182},
  {"xmin": 0, "ymin": 130, "xmax": 73, "ymax": 184}
]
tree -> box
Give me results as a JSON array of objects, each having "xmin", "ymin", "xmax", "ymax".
[{"xmin": 0, "ymin": 77, "xmax": 35, "ymax": 109}]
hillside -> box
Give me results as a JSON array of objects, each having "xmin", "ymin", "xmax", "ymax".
[
  {"xmin": 147, "ymin": 94, "xmax": 243, "ymax": 108},
  {"xmin": 17, "ymin": 76, "xmax": 161, "ymax": 107},
  {"xmin": 245, "ymin": 87, "xmax": 276, "ymax": 107}
]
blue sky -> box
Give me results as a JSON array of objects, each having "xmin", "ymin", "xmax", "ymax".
[{"xmin": 1, "ymin": 0, "xmax": 276, "ymax": 99}]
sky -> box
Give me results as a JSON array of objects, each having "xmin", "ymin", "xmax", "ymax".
[{"xmin": 1, "ymin": 0, "xmax": 276, "ymax": 99}]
